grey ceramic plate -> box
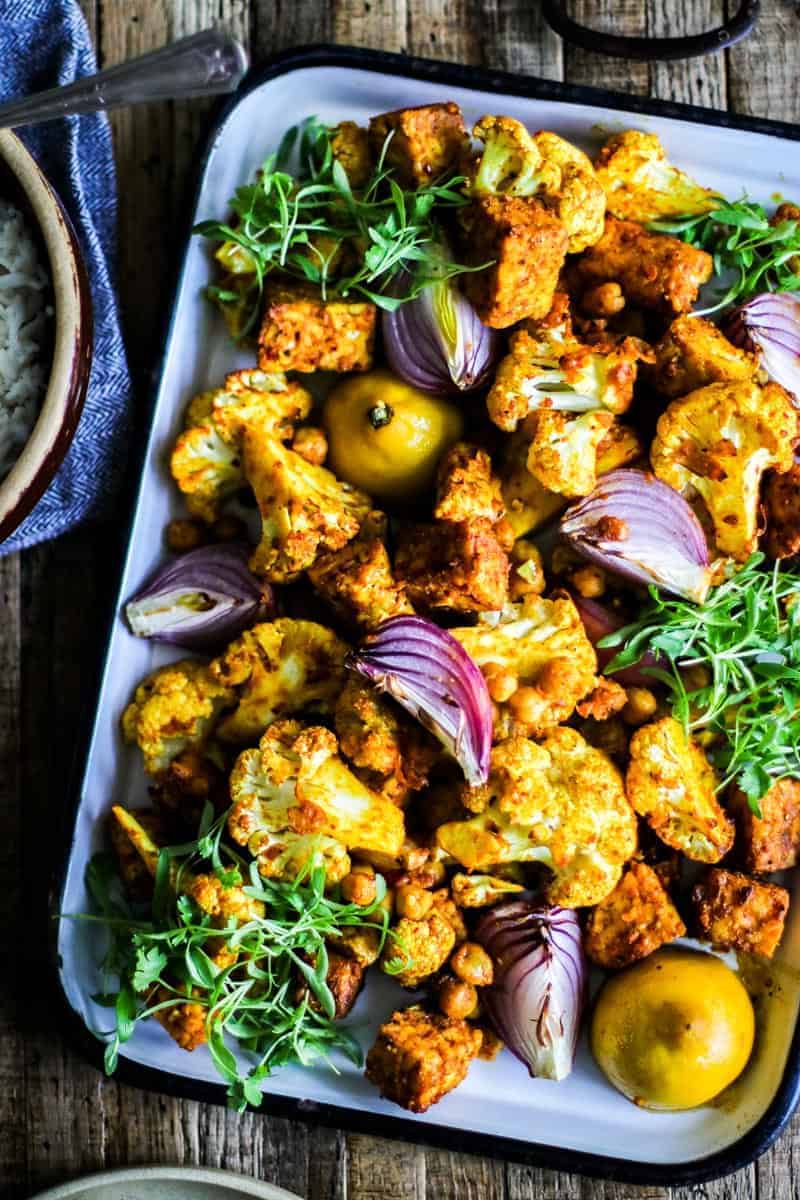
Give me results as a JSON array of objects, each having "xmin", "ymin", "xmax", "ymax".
[{"xmin": 28, "ymin": 1165, "xmax": 302, "ymax": 1200}]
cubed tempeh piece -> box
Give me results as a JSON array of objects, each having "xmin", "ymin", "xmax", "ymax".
[
  {"xmin": 585, "ymin": 861, "xmax": 686, "ymax": 969},
  {"xmin": 395, "ymin": 518, "xmax": 509, "ymax": 613},
  {"xmin": 692, "ymin": 868, "xmax": 789, "ymax": 959},
  {"xmin": 365, "ymin": 1005, "xmax": 483, "ymax": 1112},
  {"xmin": 258, "ymin": 280, "xmax": 376, "ymax": 373},
  {"xmin": 368, "ymin": 102, "xmax": 467, "ymax": 187},
  {"xmin": 730, "ymin": 778, "xmax": 800, "ymax": 873}
]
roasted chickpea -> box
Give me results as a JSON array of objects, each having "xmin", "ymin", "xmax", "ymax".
[
  {"xmin": 438, "ymin": 976, "xmax": 479, "ymax": 1020},
  {"xmin": 484, "ymin": 663, "xmax": 518, "ymax": 703},
  {"xmin": 292, "ymin": 425, "xmax": 328, "ymax": 466},
  {"xmin": 451, "ymin": 941, "xmax": 494, "ymax": 987},
  {"xmin": 571, "ymin": 565, "xmax": 606, "ymax": 599},
  {"xmin": 682, "ymin": 665, "xmax": 712, "ymax": 692},
  {"xmin": 211, "ymin": 514, "xmax": 248, "ymax": 542},
  {"xmin": 551, "ymin": 543, "xmax": 581, "ymax": 575},
  {"xmin": 622, "ymin": 686, "xmax": 658, "ymax": 726},
  {"xmin": 166, "ymin": 518, "xmax": 207, "ymax": 553},
  {"xmin": 341, "ymin": 863, "xmax": 378, "ymax": 906},
  {"xmin": 506, "ymin": 685, "xmax": 541, "ymax": 726},
  {"xmin": 395, "ymin": 883, "xmax": 433, "ymax": 921},
  {"xmin": 581, "ymin": 281, "xmax": 626, "ymax": 318}
]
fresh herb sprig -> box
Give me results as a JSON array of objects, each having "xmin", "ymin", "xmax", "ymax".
[
  {"xmin": 648, "ymin": 198, "xmax": 800, "ymax": 316},
  {"xmin": 73, "ymin": 804, "xmax": 401, "ymax": 1112},
  {"xmin": 194, "ymin": 116, "xmax": 472, "ymax": 335},
  {"xmin": 600, "ymin": 553, "xmax": 800, "ymax": 810}
]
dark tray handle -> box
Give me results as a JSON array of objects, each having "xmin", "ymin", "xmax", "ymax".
[{"xmin": 541, "ymin": 1, "xmax": 760, "ymax": 61}]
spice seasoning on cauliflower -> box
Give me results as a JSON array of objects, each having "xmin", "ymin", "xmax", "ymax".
[
  {"xmin": 450, "ymin": 593, "xmax": 597, "ymax": 739},
  {"xmin": 594, "ymin": 130, "xmax": 719, "ymax": 224},
  {"xmin": 436, "ymin": 727, "xmax": 637, "ymax": 907},
  {"xmin": 209, "ymin": 618, "xmax": 348, "ymax": 744},
  {"xmin": 308, "ymin": 519, "xmax": 414, "ymax": 631},
  {"xmin": 649, "ymin": 315, "xmax": 758, "ymax": 399},
  {"xmin": 228, "ymin": 719, "xmax": 405, "ymax": 881},
  {"xmin": 121, "ymin": 660, "xmax": 235, "ymax": 777},
  {"xmin": 651, "ymin": 379, "xmax": 798, "ymax": 561},
  {"xmin": 627, "ymin": 716, "xmax": 735, "ymax": 862}
]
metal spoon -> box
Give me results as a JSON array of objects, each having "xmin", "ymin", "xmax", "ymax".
[{"xmin": 0, "ymin": 28, "xmax": 248, "ymax": 130}]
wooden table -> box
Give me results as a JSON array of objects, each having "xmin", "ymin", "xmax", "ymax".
[{"xmin": 2, "ymin": 1, "xmax": 799, "ymax": 1196}]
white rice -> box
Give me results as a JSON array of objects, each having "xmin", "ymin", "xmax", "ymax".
[{"xmin": 0, "ymin": 199, "xmax": 51, "ymax": 482}]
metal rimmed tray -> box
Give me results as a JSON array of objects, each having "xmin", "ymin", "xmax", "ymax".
[{"xmin": 52, "ymin": 44, "xmax": 800, "ymax": 1187}]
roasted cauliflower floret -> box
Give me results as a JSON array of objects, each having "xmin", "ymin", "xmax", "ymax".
[
  {"xmin": 121, "ymin": 660, "xmax": 234, "ymax": 777},
  {"xmin": 434, "ymin": 442, "xmax": 505, "ymax": 524},
  {"xmin": 395, "ymin": 518, "xmax": 510, "ymax": 613},
  {"xmin": 594, "ymin": 130, "xmax": 719, "ymax": 223},
  {"xmin": 651, "ymin": 380, "xmax": 798, "ymax": 560},
  {"xmin": 649, "ymin": 315, "xmax": 758, "ymax": 399},
  {"xmin": 308, "ymin": 520, "xmax": 414, "ymax": 631},
  {"xmin": 451, "ymin": 592, "xmax": 597, "ymax": 739},
  {"xmin": 584, "ymin": 861, "xmax": 686, "ymax": 969},
  {"xmin": 243, "ymin": 427, "xmax": 373, "ymax": 581},
  {"xmin": 169, "ymin": 369, "xmax": 312, "ymax": 523},
  {"xmin": 487, "ymin": 297, "xmax": 651, "ymax": 433},
  {"xmin": 450, "ymin": 871, "xmax": 525, "ymax": 908},
  {"xmin": 365, "ymin": 1005, "xmax": 484, "ymax": 1113},
  {"xmin": 468, "ymin": 118, "xmax": 605, "ymax": 253},
  {"xmin": 627, "ymin": 717, "xmax": 735, "ymax": 862},
  {"xmin": 152, "ymin": 989, "xmax": 208, "ymax": 1052},
  {"xmin": 383, "ymin": 909, "xmax": 456, "ymax": 988},
  {"xmin": 568, "ymin": 215, "xmax": 713, "ymax": 316},
  {"xmin": 210, "ymin": 618, "xmax": 348, "ymax": 744},
  {"xmin": 228, "ymin": 720, "xmax": 405, "ymax": 880},
  {"xmin": 500, "ymin": 416, "xmax": 643, "ymax": 536},
  {"xmin": 525, "ymin": 409, "xmax": 615, "ymax": 498},
  {"xmin": 335, "ymin": 677, "xmax": 437, "ymax": 805},
  {"xmin": 436, "ymin": 728, "xmax": 637, "ymax": 907}
]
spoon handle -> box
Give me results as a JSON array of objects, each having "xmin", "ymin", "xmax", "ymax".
[{"xmin": 0, "ymin": 29, "xmax": 248, "ymax": 130}]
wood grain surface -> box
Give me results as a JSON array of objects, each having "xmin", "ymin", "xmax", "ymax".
[{"xmin": 1, "ymin": 1, "xmax": 799, "ymax": 1197}]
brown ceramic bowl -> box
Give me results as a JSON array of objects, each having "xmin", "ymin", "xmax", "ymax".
[{"xmin": 0, "ymin": 129, "xmax": 92, "ymax": 544}]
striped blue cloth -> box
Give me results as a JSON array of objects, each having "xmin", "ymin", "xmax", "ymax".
[{"xmin": 0, "ymin": 0, "xmax": 132, "ymax": 553}]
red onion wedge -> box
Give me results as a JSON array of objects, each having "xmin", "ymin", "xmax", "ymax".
[
  {"xmin": 560, "ymin": 469, "xmax": 712, "ymax": 604},
  {"xmin": 125, "ymin": 543, "xmax": 273, "ymax": 650},
  {"xmin": 383, "ymin": 271, "xmax": 500, "ymax": 396},
  {"xmin": 570, "ymin": 593, "xmax": 663, "ymax": 687},
  {"xmin": 727, "ymin": 292, "xmax": 800, "ymax": 401},
  {"xmin": 347, "ymin": 615, "xmax": 493, "ymax": 786},
  {"xmin": 476, "ymin": 901, "xmax": 587, "ymax": 1082}
]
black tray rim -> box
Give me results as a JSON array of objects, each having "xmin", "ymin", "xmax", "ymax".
[{"xmin": 50, "ymin": 42, "xmax": 800, "ymax": 1189}]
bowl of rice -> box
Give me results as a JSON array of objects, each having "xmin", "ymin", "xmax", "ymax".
[{"xmin": 0, "ymin": 129, "xmax": 91, "ymax": 543}]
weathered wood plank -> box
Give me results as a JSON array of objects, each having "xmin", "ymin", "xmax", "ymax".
[
  {"xmin": 562, "ymin": 0, "xmax": 649, "ymax": 97},
  {"xmin": 478, "ymin": 0, "xmax": 563, "ymax": 80},
  {"xmin": 648, "ymin": 0, "xmax": 726, "ymax": 109}
]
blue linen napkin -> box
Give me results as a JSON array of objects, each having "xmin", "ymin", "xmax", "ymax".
[{"xmin": 0, "ymin": 0, "xmax": 132, "ymax": 554}]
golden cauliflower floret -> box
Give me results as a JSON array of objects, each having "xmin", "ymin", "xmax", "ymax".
[
  {"xmin": 108, "ymin": 808, "xmax": 165, "ymax": 900},
  {"xmin": 584, "ymin": 861, "xmax": 686, "ymax": 969},
  {"xmin": 228, "ymin": 719, "xmax": 405, "ymax": 879},
  {"xmin": 243, "ymin": 427, "xmax": 373, "ymax": 582},
  {"xmin": 450, "ymin": 872, "xmax": 525, "ymax": 908},
  {"xmin": 532, "ymin": 130, "xmax": 607, "ymax": 253},
  {"xmin": 450, "ymin": 593, "xmax": 597, "ymax": 739},
  {"xmin": 692, "ymin": 868, "xmax": 789, "ymax": 959},
  {"xmin": 525, "ymin": 408, "xmax": 615, "ymax": 498},
  {"xmin": 436, "ymin": 728, "xmax": 637, "ymax": 907},
  {"xmin": 568, "ymin": 215, "xmax": 713, "ymax": 316},
  {"xmin": 467, "ymin": 118, "xmax": 605, "ymax": 254},
  {"xmin": 500, "ymin": 415, "xmax": 643, "ymax": 536},
  {"xmin": 459, "ymin": 194, "xmax": 569, "ymax": 329},
  {"xmin": 651, "ymin": 380, "xmax": 798, "ymax": 561},
  {"xmin": 594, "ymin": 130, "xmax": 719, "ymax": 223},
  {"xmin": 650, "ymin": 315, "xmax": 759, "ymax": 399},
  {"xmin": 365, "ymin": 1005, "xmax": 483, "ymax": 1113},
  {"xmin": 258, "ymin": 279, "xmax": 376, "ymax": 374},
  {"xmin": 209, "ymin": 618, "xmax": 348, "ymax": 744},
  {"xmin": 308, "ymin": 522, "xmax": 414, "ymax": 631},
  {"xmin": 487, "ymin": 298, "xmax": 651, "ymax": 433},
  {"xmin": 121, "ymin": 660, "xmax": 234, "ymax": 777},
  {"xmin": 169, "ymin": 368, "xmax": 312, "ymax": 524},
  {"xmin": 627, "ymin": 716, "xmax": 734, "ymax": 862},
  {"xmin": 383, "ymin": 910, "xmax": 456, "ymax": 988},
  {"xmin": 368, "ymin": 102, "xmax": 468, "ymax": 188},
  {"xmin": 329, "ymin": 120, "xmax": 372, "ymax": 187},
  {"xmin": 335, "ymin": 677, "xmax": 437, "ymax": 804},
  {"xmin": 395, "ymin": 518, "xmax": 510, "ymax": 614},
  {"xmin": 434, "ymin": 442, "xmax": 505, "ymax": 524}
]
